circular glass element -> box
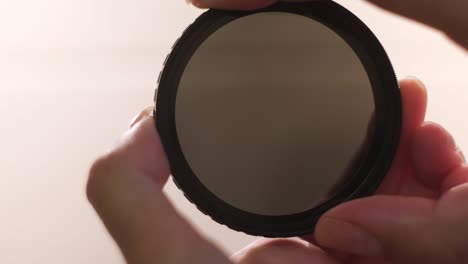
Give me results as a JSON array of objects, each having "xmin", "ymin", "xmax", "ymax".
[
  {"xmin": 176, "ymin": 12, "xmax": 375, "ymax": 216},
  {"xmin": 155, "ymin": 1, "xmax": 401, "ymax": 237}
]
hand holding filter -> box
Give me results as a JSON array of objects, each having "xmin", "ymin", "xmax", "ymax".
[{"xmin": 155, "ymin": 1, "xmax": 401, "ymax": 237}]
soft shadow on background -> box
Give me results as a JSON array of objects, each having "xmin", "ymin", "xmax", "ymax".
[{"xmin": 0, "ymin": 0, "xmax": 467, "ymax": 263}]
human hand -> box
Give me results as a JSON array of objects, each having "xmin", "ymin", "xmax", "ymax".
[
  {"xmin": 87, "ymin": 1, "xmax": 468, "ymax": 263},
  {"xmin": 186, "ymin": 0, "xmax": 468, "ymax": 263},
  {"xmin": 191, "ymin": 0, "xmax": 468, "ymax": 50},
  {"xmin": 86, "ymin": 79, "xmax": 467, "ymax": 264}
]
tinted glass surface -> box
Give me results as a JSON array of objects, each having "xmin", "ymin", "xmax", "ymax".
[{"xmin": 176, "ymin": 12, "xmax": 375, "ymax": 216}]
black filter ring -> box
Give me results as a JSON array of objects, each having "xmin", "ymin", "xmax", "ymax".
[{"xmin": 154, "ymin": 0, "xmax": 401, "ymax": 237}]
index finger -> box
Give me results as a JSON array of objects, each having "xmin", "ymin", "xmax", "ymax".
[
  {"xmin": 189, "ymin": 0, "xmax": 468, "ymax": 50},
  {"xmin": 190, "ymin": 0, "xmax": 311, "ymax": 10}
]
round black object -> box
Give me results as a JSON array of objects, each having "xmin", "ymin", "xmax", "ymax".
[{"xmin": 154, "ymin": 0, "xmax": 401, "ymax": 237}]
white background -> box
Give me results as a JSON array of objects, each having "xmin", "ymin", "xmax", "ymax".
[{"xmin": 0, "ymin": 0, "xmax": 466, "ymax": 263}]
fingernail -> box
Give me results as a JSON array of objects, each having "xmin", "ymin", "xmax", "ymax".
[
  {"xmin": 315, "ymin": 218, "xmax": 383, "ymax": 257},
  {"xmin": 129, "ymin": 106, "xmax": 154, "ymax": 128},
  {"xmin": 185, "ymin": 0, "xmax": 196, "ymax": 5},
  {"xmin": 191, "ymin": 0, "xmax": 205, "ymax": 8},
  {"xmin": 186, "ymin": 0, "xmax": 204, "ymax": 8},
  {"xmin": 231, "ymin": 238, "xmax": 269, "ymax": 261}
]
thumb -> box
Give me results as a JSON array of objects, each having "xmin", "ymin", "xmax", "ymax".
[
  {"xmin": 87, "ymin": 109, "xmax": 229, "ymax": 264},
  {"xmin": 314, "ymin": 196, "xmax": 456, "ymax": 263}
]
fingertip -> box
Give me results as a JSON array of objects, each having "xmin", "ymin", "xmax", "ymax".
[
  {"xmin": 315, "ymin": 217, "xmax": 383, "ymax": 257},
  {"xmin": 411, "ymin": 122, "xmax": 464, "ymax": 188},
  {"xmin": 400, "ymin": 77, "xmax": 427, "ymax": 96},
  {"xmin": 129, "ymin": 106, "xmax": 153, "ymax": 128},
  {"xmin": 441, "ymin": 165, "xmax": 468, "ymax": 193},
  {"xmin": 235, "ymin": 238, "xmax": 339, "ymax": 264},
  {"xmin": 127, "ymin": 117, "xmax": 172, "ymax": 185},
  {"xmin": 316, "ymin": 196, "xmax": 437, "ymax": 260},
  {"xmin": 86, "ymin": 152, "xmax": 114, "ymax": 205},
  {"xmin": 399, "ymin": 77, "xmax": 428, "ymax": 137},
  {"xmin": 417, "ymin": 122, "xmax": 456, "ymax": 148}
]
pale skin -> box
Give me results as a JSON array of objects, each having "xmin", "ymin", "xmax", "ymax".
[{"xmin": 86, "ymin": 0, "xmax": 468, "ymax": 263}]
